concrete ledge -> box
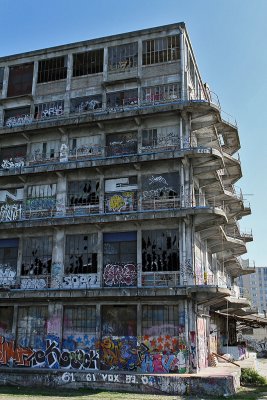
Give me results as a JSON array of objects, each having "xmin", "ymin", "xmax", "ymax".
[{"xmin": 0, "ymin": 368, "xmax": 240, "ymax": 397}]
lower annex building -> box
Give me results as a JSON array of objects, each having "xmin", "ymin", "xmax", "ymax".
[{"xmin": 0, "ymin": 22, "xmax": 253, "ymax": 382}]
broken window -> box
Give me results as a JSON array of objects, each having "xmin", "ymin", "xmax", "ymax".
[
  {"xmin": 7, "ymin": 62, "xmax": 33, "ymax": 97},
  {"xmin": 65, "ymin": 234, "xmax": 98, "ymax": 274},
  {"xmin": 63, "ymin": 306, "xmax": 96, "ymax": 349},
  {"xmin": 106, "ymin": 89, "xmax": 138, "ymax": 109},
  {"xmin": 69, "ymin": 135, "xmax": 101, "ymax": 158},
  {"xmin": 73, "ymin": 49, "xmax": 104, "ymax": 77},
  {"xmin": 70, "ymin": 95, "xmax": 102, "ymax": 113},
  {"xmin": 67, "ymin": 180, "xmax": 100, "ymax": 207},
  {"xmin": 142, "ymin": 83, "xmax": 180, "ymax": 103},
  {"xmin": 142, "ymin": 35, "xmax": 180, "ymax": 65},
  {"xmin": 21, "ymin": 236, "xmax": 52, "ymax": 276},
  {"xmin": 142, "ymin": 230, "xmax": 179, "ymax": 272},
  {"xmin": 30, "ymin": 140, "xmax": 60, "ymax": 162},
  {"xmin": 26, "ymin": 184, "xmax": 57, "ymax": 212},
  {"xmin": 142, "ymin": 305, "xmax": 181, "ymax": 335},
  {"xmin": 108, "ymin": 42, "xmax": 138, "ymax": 71},
  {"xmin": 0, "ymin": 145, "xmax": 27, "ymax": 169},
  {"xmin": 38, "ymin": 56, "xmax": 67, "ymax": 83},
  {"xmin": 0, "ymin": 239, "xmax": 18, "ymax": 288},
  {"xmin": 34, "ymin": 100, "xmax": 64, "ymax": 119},
  {"xmin": 141, "ymin": 172, "xmax": 180, "ymax": 202},
  {"xmin": 106, "ymin": 132, "xmax": 137, "ymax": 156},
  {"xmin": 105, "ymin": 176, "xmax": 138, "ymax": 213},
  {"xmin": 16, "ymin": 306, "xmax": 48, "ymax": 347},
  {"xmin": 4, "ymin": 106, "xmax": 32, "ymax": 128},
  {"xmin": 102, "ymin": 305, "xmax": 137, "ymax": 336},
  {"xmin": 0, "ymin": 307, "xmax": 13, "ymax": 337},
  {"xmin": 0, "ymin": 189, "xmax": 23, "ymax": 223},
  {"xmin": 0, "ymin": 67, "xmax": 4, "ymax": 91},
  {"xmin": 142, "ymin": 125, "xmax": 180, "ymax": 150}
]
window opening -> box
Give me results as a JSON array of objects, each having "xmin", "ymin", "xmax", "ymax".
[
  {"xmin": 63, "ymin": 306, "xmax": 96, "ymax": 349},
  {"xmin": 105, "ymin": 176, "xmax": 138, "ymax": 212},
  {"xmin": 70, "ymin": 95, "xmax": 102, "ymax": 113},
  {"xmin": 4, "ymin": 106, "xmax": 32, "ymax": 128},
  {"xmin": 106, "ymin": 132, "xmax": 137, "ymax": 156},
  {"xmin": 38, "ymin": 56, "xmax": 67, "ymax": 83},
  {"xmin": 65, "ymin": 234, "xmax": 98, "ymax": 274},
  {"xmin": 142, "ymin": 305, "xmax": 181, "ymax": 336},
  {"xmin": 106, "ymin": 89, "xmax": 138, "ymax": 109},
  {"xmin": 142, "ymin": 83, "xmax": 180, "ymax": 103},
  {"xmin": 17, "ymin": 306, "xmax": 48, "ymax": 347},
  {"xmin": 73, "ymin": 49, "xmax": 104, "ymax": 77},
  {"xmin": 102, "ymin": 305, "xmax": 137, "ymax": 336},
  {"xmin": 21, "ymin": 236, "xmax": 52, "ymax": 276},
  {"xmin": 7, "ymin": 63, "xmax": 33, "ymax": 97},
  {"xmin": 34, "ymin": 100, "xmax": 64, "ymax": 119},
  {"xmin": 68, "ymin": 180, "xmax": 100, "ymax": 207},
  {"xmin": 142, "ymin": 35, "xmax": 180, "ymax": 65},
  {"xmin": 108, "ymin": 42, "xmax": 138, "ymax": 71}
]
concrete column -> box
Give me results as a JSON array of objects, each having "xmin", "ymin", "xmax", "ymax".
[
  {"xmin": 103, "ymin": 47, "xmax": 108, "ymax": 81},
  {"xmin": 2, "ymin": 65, "xmax": 9, "ymax": 98},
  {"xmin": 137, "ymin": 303, "xmax": 142, "ymax": 337},
  {"xmin": 179, "ymin": 28, "xmax": 185, "ymax": 99},
  {"xmin": 31, "ymin": 60, "xmax": 38, "ymax": 97},
  {"xmin": 97, "ymin": 231, "xmax": 103, "ymax": 287},
  {"xmin": 16, "ymin": 235, "xmax": 24, "ymax": 285},
  {"xmin": 12, "ymin": 305, "xmax": 18, "ymax": 338},
  {"xmin": 56, "ymin": 174, "xmax": 67, "ymax": 215},
  {"xmin": 96, "ymin": 303, "xmax": 101, "ymax": 340},
  {"xmin": 138, "ymin": 39, "xmax": 143, "ymax": 79},
  {"xmin": 47, "ymin": 302, "xmax": 63, "ymax": 339},
  {"xmin": 137, "ymin": 228, "xmax": 142, "ymax": 287},
  {"xmin": 64, "ymin": 54, "xmax": 73, "ymax": 114},
  {"xmin": 51, "ymin": 228, "xmax": 65, "ymax": 288},
  {"xmin": 99, "ymin": 175, "xmax": 105, "ymax": 213}
]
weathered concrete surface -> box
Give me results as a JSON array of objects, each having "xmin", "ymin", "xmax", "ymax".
[{"xmin": 0, "ymin": 369, "xmax": 240, "ymax": 397}]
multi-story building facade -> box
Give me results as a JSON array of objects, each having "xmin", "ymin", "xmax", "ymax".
[
  {"xmin": 0, "ymin": 23, "xmax": 253, "ymax": 387},
  {"xmin": 239, "ymin": 267, "xmax": 267, "ymax": 314}
]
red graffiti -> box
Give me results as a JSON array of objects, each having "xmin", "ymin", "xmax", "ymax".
[{"xmin": 0, "ymin": 336, "xmax": 34, "ymax": 367}]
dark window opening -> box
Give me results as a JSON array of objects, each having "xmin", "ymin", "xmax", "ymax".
[
  {"xmin": 142, "ymin": 128, "xmax": 157, "ymax": 147},
  {"xmin": 108, "ymin": 42, "xmax": 138, "ymax": 71},
  {"xmin": 21, "ymin": 237, "xmax": 52, "ymax": 276},
  {"xmin": 68, "ymin": 180, "xmax": 100, "ymax": 207},
  {"xmin": 106, "ymin": 89, "xmax": 138, "ymax": 109},
  {"xmin": 70, "ymin": 95, "xmax": 102, "ymax": 113},
  {"xmin": 0, "ymin": 145, "xmax": 27, "ymax": 169},
  {"xmin": 102, "ymin": 305, "xmax": 137, "ymax": 336},
  {"xmin": 142, "ymin": 230, "xmax": 179, "ymax": 272},
  {"xmin": 142, "ymin": 35, "xmax": 180, "ymax": 66},
  {"xmin": 73, "ymin": 49, "xmax": 104, "ymax": 77},
  {"xmin": 65, "ymin": 234, "xmax": 98, "ymax": 274},
  {"xmin": 106, "ymin": 132, "xmax": 137, "ymax": 156},
  {"xmin": 7, "ymin": 63, "xmax": 33, "ymax": 97},
  {"xmin": 38, "ymin": 56, "xmax": 67, "ymax": 83},
  {"xmin": 143, "ymin": 83, "xmax": 180, "ymax": 103},
  {"xmin": 0, "ymin": 67, "xmax": 4, "ymax": 91},
  {"xmin": 0, "ymin": 307, "xmax": 13, "ymax": 337},
  {"xmin": 141, "ymin": 172, "xmax": 180, "ymax": 201},
  {"xmin": 103, "ymin": 232, "xmax": 137, "ymax": 265},
  {"xmin": 34, "ymin": 100, "xmax": 64, "ymax": 119}
]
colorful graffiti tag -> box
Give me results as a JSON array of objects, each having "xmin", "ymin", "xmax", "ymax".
[{"xmin": 103, "ymin": 264, "xmax": 137, "ymax": 287}]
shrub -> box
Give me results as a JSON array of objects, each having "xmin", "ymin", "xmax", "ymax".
[{"xmin": 241, "ymin": 368, "xmax": 267, "ymax": 386}]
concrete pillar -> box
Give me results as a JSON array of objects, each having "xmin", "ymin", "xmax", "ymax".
[
  {"xmin": 16, "ymin": 235, "xmax": 24, "ymax": 285},
  {"xmin": 51, "ymin": 228, "xmax": 65, "ymax": 288},
  {"xmin": 103, "ymin": 47, "xmax": 108, "ymax": 81},
  {"xmin": 99, "ymin": 175, "xmax": 105, "ymax": 213},
  {"xmin": 47, "ymin": 302, "xmax": 63, "ymax": 339},
  {"xmin": 31, "ymin": 61, "xmax": 38, "ymax": 97},
  {"xmin": 2, "ymin": 65, "xmax": 9, "ymax": 98},
  {"xmin": 56, "ymin": 174, "xmax": 67, "ymax": 215},
  {"xmin": 137, "ymin": 303, "xmax": 142, "ymax": 337},
  {"xmin": 137, "ymin": 228, "xmax": 142, "ymax": 287},
  {"xmin": 64, "ymin": 54, "xmax": 73, "ymax": 114},
  {"xmin": 97, "ymin": 231, "xmax": 103, "ymax": 288}
]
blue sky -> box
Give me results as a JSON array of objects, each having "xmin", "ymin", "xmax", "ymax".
[{"xmin": 0, "ymin": 0, "xmax": 266, "ymax": 266}]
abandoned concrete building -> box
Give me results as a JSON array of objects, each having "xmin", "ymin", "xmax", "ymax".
[{"xmin": 0, "ymin": 22, "xmax": 254, "ymax": 393}]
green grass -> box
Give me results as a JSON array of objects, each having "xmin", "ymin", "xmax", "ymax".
[{"xmin": 0, "ymin": 385, "xmax": 267, "ymax": 400}]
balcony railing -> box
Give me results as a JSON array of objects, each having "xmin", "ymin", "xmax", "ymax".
[
  {"xmin": 0, "ymin": 194, "xmax": 227, "ymax": 224},
  {"xmin": 0, "ymin": 89, "xmax": 222, "ymax": 130},
  {"xmin": 1, "ymin": 269, "xmax": 233, "ymax": 291}
]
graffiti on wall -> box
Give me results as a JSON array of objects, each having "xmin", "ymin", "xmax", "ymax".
[
  {"xmin": 62, "ymin": 274, "xmax": 99, "ymax": 289},
  {"xmin": 0, "ymin": 204, "xmax": 22, "ymax": 222},
  {"xmin": 0, "ymin": 265, "xmax": 16, "ymax": 286},
  {"xmin": 70, "ymin": 96, "xmax": 102, "ymax": 114},
  {"xmin": 106, "ymin": 192, "xmax": 136, "ymax": 212},
  {"xmin": 20, "ymin": 277, "xmax": 48, "ymax": 290},
  {"xmin": 35, "ymin": 101, "xmax": 64, "ymax": 120},
  {"xmin": 1, "ymin": 159, "xmax": 25, "ymax": 169},
  {"xmin": 0, "ymin": 336, "xmax": 99, "ymax": 370},
  {"xmin": 103, "ymin": 264, "xmax": 137, "ymax": 287},
  {"xmin": 142, "ymin": 173, "xmax": 180, "ymax": 201},
  {"xmin": 5, "ymin": 114, "xmax": 33, "ymax": 128}
]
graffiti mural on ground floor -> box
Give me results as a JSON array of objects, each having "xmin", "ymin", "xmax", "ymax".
[{"xmin": 0, "ymin": 334, "xmax": 191, "ymax": 373}]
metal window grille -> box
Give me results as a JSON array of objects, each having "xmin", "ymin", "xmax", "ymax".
[
  {"xmin": 73, "ymin": 49, "xmax": 104, "ymax": 77},
  {"xmin": 26, "ymin": 184, "xmax": 57, "ymax": 211},
  {"xmin": 38, "ymin": 56, "xmax": 67, "ymax": 83},
  {"xmin": 106, "ymin": 132, "xmax": 137, "ymax": 156},
  {"xmin": 65, "ymin": 234, "xmax": 98, "ymax": 274},
  {"xmin": 108, "ymin": 42, "xmax": 138, "ymax": 71},
  {"xmin": 102, "ymin": 305, "xmax": 137, "ymax": 336},
  {"xmin": 70, "ymin": 95, "xmax": 102, "ymax": 113},
  {"xmin": 142, "ymin": 229, "xmax": 179, "ymax": 272},
  {"xmin": 16, "ymin": 306, "xmax": 48, "ymax": 347},
  {"xmin": 21, "ymin": 236, "xmax": 52, "ymax": 276},
  {"xmin": 142, "ymin": 128, "xmax": 158, "ymax": 147},
  {"xmin": 4, "ymin": 106, "xmax": 31, "ymax": 127},
  {"xmin": 103, "ymin": 240, "xmax": 137, "ymax": 265},
  {"xmin": 142, "ymin": 35, "xmax": 180, "ymax": 65},
  {"xmin": 63, "ymin": 306, "xmax": 96, "ymax": 347},
  {"xmin": 0, "ymin": 145, "xmax": 27, "ymax": 166},
  {"xmin": 143, "ymin": 83, "xmax": 180, "ymax": 103},
  {"xmin": 142, "ymin": 305, "xmax": 180, "ymax": 335},
  {"xmin": 34, "ymin": 100, "xmax": 64, "ymax": 119}
]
